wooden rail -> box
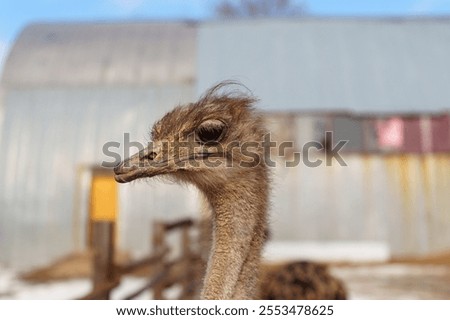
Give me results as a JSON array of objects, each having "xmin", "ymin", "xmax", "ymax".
[
  {"xmin": 117, "ymin": 248, "xmax": 168, "ymax": 275},
  {"xmin": 163, "ymin": 219, "xmax": 193, "ymax": 231},
  {"xmin": 78, "ymin": 217, "xmax": 202, "ymax": 300}
]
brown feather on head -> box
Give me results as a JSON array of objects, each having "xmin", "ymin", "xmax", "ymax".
[{"xmin": 114, "ymin": 81, "xmax": 268, "ymax": 192}]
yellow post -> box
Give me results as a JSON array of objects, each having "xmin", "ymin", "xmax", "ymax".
[
  {"xmin": 90, "ymin": 174, "xmax": 118, "ymax": 222},
  {"xmin": 89, "ymin": 170, "xmax": 119, "ymax": 299},
  {"xmin": 88, "ymin": 170, "xmax": 118, "ymax": 253}
]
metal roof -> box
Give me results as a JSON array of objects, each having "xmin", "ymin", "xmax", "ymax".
[
  {"xmin": 198, "ymin": 18, "xmax": 450, "ymax": 113},
  {"xmin": 1, "ymin": 21, "xmax": 197, "ymax": 88}
]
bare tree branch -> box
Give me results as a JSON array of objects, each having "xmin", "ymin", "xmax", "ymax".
[{"xmin": 215, "ymin": 0, "xmax": 307, "ymax": 18}]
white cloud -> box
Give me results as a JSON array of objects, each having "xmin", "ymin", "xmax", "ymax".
[{"xmin": 111, "ymin": 0, "xmax": 145, "ymax": 13}]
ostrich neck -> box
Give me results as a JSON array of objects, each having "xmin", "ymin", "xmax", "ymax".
[{"xmin": 200, "ymin": 169, "xmax": 268, "ymax": 300}]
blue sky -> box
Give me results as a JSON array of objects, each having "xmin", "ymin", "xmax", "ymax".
[{"xmin": 1, "ymin": 0, "xmax": 450, "ymax": 71}]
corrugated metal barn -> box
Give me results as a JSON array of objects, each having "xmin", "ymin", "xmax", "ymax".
[{"xmin": 1, "ymin": 18, "xmax": 449, "ymax": 270}]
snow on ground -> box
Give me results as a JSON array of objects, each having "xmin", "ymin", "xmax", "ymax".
[
  {"xmin": 0, "ymin": 264, "xmax": 153, "ymax": 300},
  {"xmin": 263, "ymin": 241, "xmax": 390, "ymax": 263},
  {"xmin": 1, "ymin": 263, "xmax": 183, "ymax": 300}
]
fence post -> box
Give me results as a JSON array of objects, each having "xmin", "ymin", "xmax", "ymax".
[
  {"xmin": 92, "ymin": 221, "xmax": 115, "ymax": 299},
  {"xmin": 152, "ymin": 221, "xmax": 166, "ymax": 299}
]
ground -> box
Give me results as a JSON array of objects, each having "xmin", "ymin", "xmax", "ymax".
[
  {"xmin": 1, "ymin": 243, "xmax": 450, "ymax": 300},
  {"xmin": 331, "ymin": 263, "xmax": 450, "ymax": 299}
]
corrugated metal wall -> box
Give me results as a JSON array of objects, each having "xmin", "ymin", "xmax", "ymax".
[
  {"xmin": 0, "ymin": 85, "xmax": 199, "ymax": 269},
  {"xmin": 268, "ymin": 115, "xmax": 450, "ymax": 256}
]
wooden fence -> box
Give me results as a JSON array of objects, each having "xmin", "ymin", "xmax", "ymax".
[{"xmin": 78, "ymin": 218, "xmax": 203, "ymax": 300}]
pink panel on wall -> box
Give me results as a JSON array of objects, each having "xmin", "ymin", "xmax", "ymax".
[
  {"xmin": 376, "ymin": 117, "xmax": 404, "ymax": 150},
  {"xmin": 431, "ymin": 114, "xmax": 450, "ymax": 152},
  {"xmin": 402, "ymin": 117, "xmax": 423, "ymax": 153}
]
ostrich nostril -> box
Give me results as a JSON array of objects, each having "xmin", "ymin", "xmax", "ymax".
[
  {"xmin": 147, "ymin": 152, "xmax": 157, "ymax": 160},
  {"xmin": 114, "ymin": 163, "xmax": 123, "ymax": 174}
]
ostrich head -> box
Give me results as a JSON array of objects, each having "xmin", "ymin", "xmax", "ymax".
[{"xmin": 114, "ymin": 83, "xmax": 268, "ymax": 193}]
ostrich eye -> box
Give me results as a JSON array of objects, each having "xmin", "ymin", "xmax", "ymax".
[{"xmin": 196, "ymin": 120, "xmax": 226, "ymax": 144}]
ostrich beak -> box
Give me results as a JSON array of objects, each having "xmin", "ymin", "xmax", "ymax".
[
  {"xmin": 114, "ymin": 145, "xmax": 169, "ymax": 183},
  {"xmin": 114, "ymin": 141, "xmax": 222, "ymax": 183}
]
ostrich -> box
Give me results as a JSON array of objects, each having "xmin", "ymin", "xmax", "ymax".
[
  {"xmin": 115, "ymin": 83, "xmax": 267, "ymax": 299},
  {"xmin": 259, "ymin": 261, "xmax": 347, "ymax": 300},
  {"xmin": 114, "ymin": 83, "xmax": 345, "ymax": 299}
]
